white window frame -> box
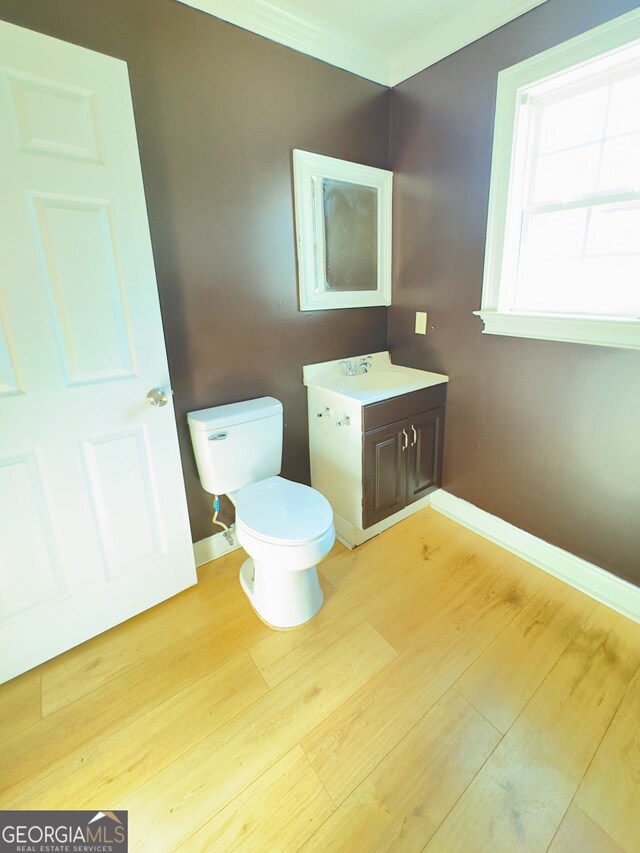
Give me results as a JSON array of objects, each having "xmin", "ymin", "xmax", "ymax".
[{"xmin": 476, "ymin": 7, "xmax": 640, "ymax": 350}]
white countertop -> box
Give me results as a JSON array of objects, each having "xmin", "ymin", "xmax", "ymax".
[{"xmin": 303, "ymin": 351, "xmax": 448, "ymax": 406}]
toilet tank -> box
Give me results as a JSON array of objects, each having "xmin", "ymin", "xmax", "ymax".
[{"xmin": 187, "ymin": 397, "xmax": 283, "ymax": 495}]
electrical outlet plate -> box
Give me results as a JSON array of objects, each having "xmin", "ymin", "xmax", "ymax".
[{"xmin": 415, "ymin": 311, "xmax": 427, "ymax": 334}]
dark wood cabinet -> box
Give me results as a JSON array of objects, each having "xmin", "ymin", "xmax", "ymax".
[
  {"xmin": 406, "ymin": 407, "xmax": 444, "ymax": 505},
  {"xmin": 362, "ymin": 387, "xmax": 445, "ymax": 529},
  {"xmin": 363, "ymin": 418, "xmax": 407, "ymax": 528}
]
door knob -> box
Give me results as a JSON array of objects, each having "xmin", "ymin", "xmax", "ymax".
[{"xmin": 147, "ymin": 387, "xmax": 169, "ymax": 407}]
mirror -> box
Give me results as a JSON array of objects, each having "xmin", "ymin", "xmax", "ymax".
[{"xmin": 293, "ymin": 150, "xmax": 392, "ymax": 310}]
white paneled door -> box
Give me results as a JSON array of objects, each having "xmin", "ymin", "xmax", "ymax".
[{"xmin": 0, "ymin": 21, "xmax": 197, "ymax": 682}]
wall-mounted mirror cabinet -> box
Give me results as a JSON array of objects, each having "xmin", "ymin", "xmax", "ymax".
[{"xmin": 293, "ymin": 149, "xmax": 392, "ymax": 310}]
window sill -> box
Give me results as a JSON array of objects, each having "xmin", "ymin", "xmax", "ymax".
[{"xmin": 474, "ymin": 311, "xmax": 640, "ymax": 350}]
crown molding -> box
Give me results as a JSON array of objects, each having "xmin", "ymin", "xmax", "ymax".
[
  {"xmin": 177, "ymin": 0, "xmax": 391, "ymax": 85},
  {"xmin": 177, "ymin": 0, "xmax": 551, "ymax": 87},
  {"xmin": 389, "ymin": 0, "xmax": 550, "ymax": 85}
]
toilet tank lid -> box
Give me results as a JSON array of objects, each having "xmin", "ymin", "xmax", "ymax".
[{"xmin": 188, "ymin": 397, "xmax": 282, "ymax": 431}]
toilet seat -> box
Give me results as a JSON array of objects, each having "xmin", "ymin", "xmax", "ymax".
[{"xmin": 235, "ymin": 476, "xmax": 333, "ymax": 546}]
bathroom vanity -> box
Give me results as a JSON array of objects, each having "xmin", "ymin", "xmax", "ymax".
[{"xmin": 304, "ymin": 352, "xmax": 448, "ymax": 548}]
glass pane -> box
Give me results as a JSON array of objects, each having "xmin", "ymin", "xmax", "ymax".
[
  {"xmin": 597, "ymin": 133, "xmax": 640, "ymax": 192},
  {"xmin": 607, "ymin": 73, "xmax": 640, "ymax": 137},
  {"xmin": 526, "ymin": 208, "xmax": 588, "ymax": 259},
  {"xmin": 587, "ymin": 203, "xmax": 640, "ymax": 255},
  {"xmin": 322, "ymin": 178, "xmax": 377, "ymax": 292},
  {"xmin": 537, "ymin": 86, "xmax": 608, "ymax": 154},
  {"xmin": 577, "ymin": 255, "xmax": 640, "ymax": 316},
  {"xmin": 515, "ymin": 253, "xmax": 640, "ymax": 317},
  {"xmin": 533, "ymin": 144, "xmax": 600, "ymax": 203},
  {"xmin": 515, "ymin": 256, "xmax": 581, "ymax": 312}
]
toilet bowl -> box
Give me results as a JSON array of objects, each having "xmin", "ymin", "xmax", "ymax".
[
  {"xmin": 233, "ymin": 477, "xmax": 334, "ymax": 628},
  {"xmin": 187, "ymin": 397, "xmax": 336, "ymax": 629}
]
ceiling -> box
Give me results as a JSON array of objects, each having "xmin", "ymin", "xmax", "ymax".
[{"xmin": 177, "ymin": 0, "xmax": 550, "ymax": 86}]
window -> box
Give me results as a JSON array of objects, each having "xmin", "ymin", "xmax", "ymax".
[{"xmin": 477, "ymin": 8, "xmax": 640, "ymax": 349}]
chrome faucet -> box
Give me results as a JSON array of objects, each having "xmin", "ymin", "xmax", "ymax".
[{"xmin": 339, "ymin": 356, "xmax": 373, "ymax": 376}]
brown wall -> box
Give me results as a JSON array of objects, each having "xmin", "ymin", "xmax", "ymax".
[
  {"xmin": 389, "ymin": 0, "xmax": 640, "ymax": 585},
  {"xmin": 3, "ymin": 0, "xmax": 638, "ymax": 583},
  {"xmin": 0, "ymin": 0, "xmax": 390, "ymax": 541}
]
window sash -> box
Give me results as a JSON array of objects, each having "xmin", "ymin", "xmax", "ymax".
[
  {"xmin": 478, "ymin": 6, "xmax": 640, "ymax": 349},
  {"xmin": 500, "ymin": 58, "xmax": 640, "ymax": 318}
]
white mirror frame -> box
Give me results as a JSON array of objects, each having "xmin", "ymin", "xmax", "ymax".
[{"xmin": 293, "ymin": 149, "xmax": 392, "ymax": 311}]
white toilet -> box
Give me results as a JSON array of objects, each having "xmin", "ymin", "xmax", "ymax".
[{"xmin": 187, "ymin": 397, "xmax": 335, "ymax": 628}]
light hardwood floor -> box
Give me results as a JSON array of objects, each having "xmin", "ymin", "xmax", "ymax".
[{"xmin": 1, "ymin": 508, "xmax": 639, "ymax": 852}]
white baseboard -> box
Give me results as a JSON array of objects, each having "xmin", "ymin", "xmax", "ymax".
[
  {"xmin": 429, "ymin": 490, "xmax": 640, "ymax": 624},
  {"xmin": 193, "ymin": 525, "xmax": 241, "ymax": 567}
]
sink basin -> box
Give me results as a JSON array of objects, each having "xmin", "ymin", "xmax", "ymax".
[
  {"xmin": 334, "ymin": 371, "xmax": 414, "ymax": 392},
  {"xmin": 303, "ymin": 351, "xmax": 448, "ymax": 405}
]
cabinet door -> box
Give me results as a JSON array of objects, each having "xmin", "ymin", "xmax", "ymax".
[
  {"xmin": 363, "ymin": 418, "xmax": 408, "ymax": 529},
  {"xmin": 406, "ymin": 407, "xmax": 444, "ymax": 504}
]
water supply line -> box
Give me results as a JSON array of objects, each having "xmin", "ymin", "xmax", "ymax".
[{"xmin": 212, "ymin": 496, "xmax": 234, "ymax": 546}]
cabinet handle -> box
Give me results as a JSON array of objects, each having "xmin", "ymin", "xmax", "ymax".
[
  {"xmin": 411, "ymin": 425, "xmax": 417, "ymax": 446},
  {"xmin": 401, "ymin": 428, "xmax": 409, "ymax": 451}
]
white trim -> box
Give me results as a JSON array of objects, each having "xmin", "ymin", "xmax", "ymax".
[
  {"xmin": 388, "ymin": 0, "xmax": 549, "ymax": 87},
  {"xmin": 293, "ymin": 149, "xmax": 392, "ymax": 311},
  {"xmin": 176, "ymin": 0, "xmax": 390, "ymax": 85},
  {"xmin": 479, "ymin": 8, "xmax": 640, "ymax": 346},
  {"xmin": 429, "ymin": 490, "xmax": 640, "ymax": 624},
  {"xmin": 176, "ymin": 0, "xmax": 550, "ymax": 87},
  {"xmin": 193, "ymin": 525, "xmax": 241, "ymax": 567},
  {"xmin": 475, "ymin": 311, "xmax": 640, "ymax": 349}
]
